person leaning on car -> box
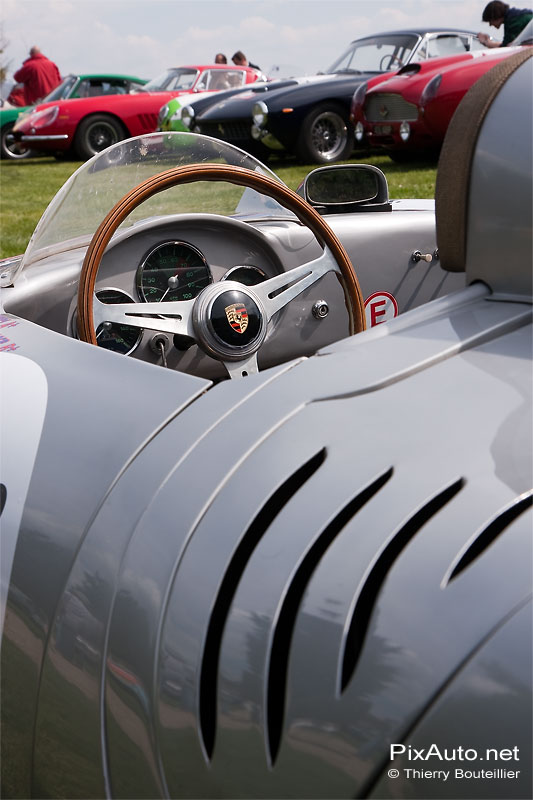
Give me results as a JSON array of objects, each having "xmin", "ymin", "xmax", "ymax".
[
  {"xmin": 478, "ymin": 1, "xmax": 533, "ymax": 46},
  {"xmin": 13, "ymin": 46, "xmax": 61, "ymax": 105},
  {"xmin": 232, "ymin": 50, "xmax": 261, "ymax": 70}
]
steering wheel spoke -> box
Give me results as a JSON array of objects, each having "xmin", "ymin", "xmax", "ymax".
[
  {"xmin": 93, "ymin": 294, "xmax": 195, "ymax": 337},
  {"xmin": 254, "ymin": 246, "xmax": 341, "ymax": 320},
  {"xmin": 223, "ymin": 353, "xmax": 259, "ymax": 380}
]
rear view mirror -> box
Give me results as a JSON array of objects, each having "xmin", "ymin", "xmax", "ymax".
[{"xmin": 302, "ymin": 164, "xmax": 391, "ymax": 212}]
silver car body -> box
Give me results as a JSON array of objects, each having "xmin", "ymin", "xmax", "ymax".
[{"xmin": 0, "ymin": 50, "xmax": 531, "ymax": 799}]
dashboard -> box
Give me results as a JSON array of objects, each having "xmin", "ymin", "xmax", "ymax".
[
  {"xmin": 64, "ymin": 213, "xmax": 347, "ymax": 378},
  {"xmin": 7, "ymin": 203, "xmax": 455, "ymax": 381}
]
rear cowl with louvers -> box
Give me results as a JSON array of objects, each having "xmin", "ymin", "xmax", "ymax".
[{"xmin": 84, "ymin": 285, "xmax": 532, "ymax": 799}]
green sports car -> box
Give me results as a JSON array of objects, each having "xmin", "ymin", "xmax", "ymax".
[{"xmin": 1, "ymin": 72, "xmax": 147, "ymax": 160}]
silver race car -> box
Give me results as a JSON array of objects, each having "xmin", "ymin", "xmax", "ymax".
[{"xmin": 0, "ymin": 49, "xmax": 531, "ymax": 800}]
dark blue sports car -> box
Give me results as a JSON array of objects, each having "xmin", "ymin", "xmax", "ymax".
[{"xmin": 194, "ymin": 28, "xmax": 484, "ymax": 163}]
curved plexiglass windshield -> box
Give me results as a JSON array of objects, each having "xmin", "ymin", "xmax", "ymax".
[
  {"xmin": 143, "ymin": 69, "xmax": 199, "ymax": 92},
  {"xmin": 327, "ymin": 34, "xmax": 420, "ymax": 73},
  {"xmin": 16, "ymin": 132, "xmax": 292, "ymax": 278}
]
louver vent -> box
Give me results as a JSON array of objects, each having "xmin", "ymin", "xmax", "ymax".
[
  {"xmin": 340, "ymin": 478, "xmax": 465, "ymax": 692},
  {"xmin": 266, "ymin": 467, "xmax": 394, "ymax": 765},
  {"xmin": 199, "ymin": 448, "xmax": 327, "ymax": 758},
  {"xmin": 446, "ymin": 491, "xmax": 533, "ymax": 583}
]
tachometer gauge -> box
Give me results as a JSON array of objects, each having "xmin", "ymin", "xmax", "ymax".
[
  {"xmin": 137, "ymin": 241, "xmax": 211, "ymax": 303},
  {"xmin": 94, "ymin": 288, "xmax": 142, "ymax": 355}
]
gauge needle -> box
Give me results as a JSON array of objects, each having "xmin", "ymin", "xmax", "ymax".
[
  {"xmin": 160, "ymin": 274, "xmax": 180, "ymax": 302},
  {"xmin": 96, "ymin": 321, "xmax": 112, "ymax": 338}
]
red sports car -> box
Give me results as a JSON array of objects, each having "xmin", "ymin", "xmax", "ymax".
[
  {"xmin": 11, "ymin": 65, "xmax": 264, "ymax": 160},
  {"xmin": 350, "ymin": 47, "xmax": 523, "ymax": 161}
]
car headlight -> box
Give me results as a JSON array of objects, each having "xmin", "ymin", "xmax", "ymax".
[
  {"xmin": 158, "ymin": 104, "xmax": 170, "ymax": 126},
  {"xmin": 420, "ymin": 74, "xmax": 443, "ymax": 109},
  {"xmin": 252, "ymin": 101, "xmax": 268, "ymax": 128},
  {"xmin": 399, "ymin": 121, "xmax": 411, "ymax": 142},
  {"xmin": 354, "ymin": 121, "xmax": 365, "ymax": 142},
  {"xmin": 26, "ymin": 105, "xmax": 59, "ymax": 130},
  {"xmin": 180, "ymin": 105, "xmax": 195, "ymax": 129}
]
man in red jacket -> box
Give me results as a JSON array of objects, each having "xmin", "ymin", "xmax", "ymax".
[{"xmin": 13, "ymin": 46, "xmax": 61, "ymax": 105}]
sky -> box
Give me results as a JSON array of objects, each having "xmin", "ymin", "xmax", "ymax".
[{"xmin": 2, "ymin": 0, "xmax": 489, "ymax": 84}]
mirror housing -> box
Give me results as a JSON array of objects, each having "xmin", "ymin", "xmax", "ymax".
[{"xmin": 301, "ymin": 164, "xmax": 391, "ymax": 213}]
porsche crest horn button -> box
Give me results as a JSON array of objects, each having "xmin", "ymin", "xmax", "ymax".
[
  {"xmin": 225, "ymin": 302, "xmax": 249, "ymax": 334},
  {"xmin": 210, "ymin": 289, "xmax": 262, "ymax": 350}
]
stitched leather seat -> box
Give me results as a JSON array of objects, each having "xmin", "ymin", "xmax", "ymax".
[{"xmin": 436, "ymin": 48, "xmax": 532, "ymax": 299}]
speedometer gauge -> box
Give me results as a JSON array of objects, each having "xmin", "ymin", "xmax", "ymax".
[{"xmin": 137, "ymin": 241, "xmax": 211, "ymax": 303}]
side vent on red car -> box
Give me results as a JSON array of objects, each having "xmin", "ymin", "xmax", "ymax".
[{"xmin": 138, "ymin": 113, "xmax": 158, "ymax": 131}]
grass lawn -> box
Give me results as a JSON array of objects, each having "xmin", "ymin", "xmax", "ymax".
[{"xmin": 0, "ymin": 151, "xmax": 437, "ymax": 259}]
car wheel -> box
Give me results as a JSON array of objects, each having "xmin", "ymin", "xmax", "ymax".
[
  {"xmin": 74, "ymin": 115, "xmax": 126, "ymax": 160},
  {"xmin": 296, "ymin": 104, "xmax": 353, "ymax": 164},
  {"xmin": 0, "ymin": 123, "xmax": 34, "ymax": 160}
]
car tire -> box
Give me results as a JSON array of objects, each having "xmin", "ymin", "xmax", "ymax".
[
  {"xmin": 73, "ymin": 114, "xmax": 126, "ymax": 160},
  {"xmin": 0, "ymin": 123, "xmax": 34, "ymax": 160},
  {"xmin": 296, "ymin": 104, "xmax": 353, "ymax": 164}
]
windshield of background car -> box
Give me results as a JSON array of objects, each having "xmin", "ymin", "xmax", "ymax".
[
  {"xmin": 16, "ymin": 132, "xmax": 294, "ymax": 275},
  {"xmin": 143, "ymin": 69, "xmax": 199, "ymax": 92},
  {"xmin": 41, "ymin": 75, "xmax": 78, "ymax": 102},
  {"xmin": 74, "ymin": 78, "xmax": 144, "ymax": 97},
  {"xmin": 327, "ymin": 34, "xmax": 419, "ymax": 73},
  {"xmin": 200, "ymin": 70, "xmax": 246, "ymax": 90},
  {"xmin": 412, "ymin": 33, "xmax": 483, "ymax": 60}
]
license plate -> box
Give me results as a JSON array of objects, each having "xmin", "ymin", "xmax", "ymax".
[{"xmin": 374, "ymin": 124, "xmax": 392, "ymax": 135}]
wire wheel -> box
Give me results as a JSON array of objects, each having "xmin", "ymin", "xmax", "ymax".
[{"xmin": 297, "ymin": 104, "xmax": 352, "ymax": 163}]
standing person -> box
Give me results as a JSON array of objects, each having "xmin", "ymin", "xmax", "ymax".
[
  {"xmin": 214, "ymin": 53, "xmax": 227, "ymax": 64},
  {"xmin": 231, "ymin": 50, "xmax": 261, "ymax": 70},
  {"xmin": 13, "ymin": 46, "xmax": 61, "ymax": 105},
  {"xmin": 478, "ymin": 2, "xmax": 532, "ymax": 46}
]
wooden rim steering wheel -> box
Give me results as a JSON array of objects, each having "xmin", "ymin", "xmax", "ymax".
[{"xmin": 77, "ymin": 163, "xmax": 365, "ymax": 377}]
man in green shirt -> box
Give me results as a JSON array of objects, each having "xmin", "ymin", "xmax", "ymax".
[{"xmin": 478, "ymin": 1, "xmax": 532, "ymax": 46}]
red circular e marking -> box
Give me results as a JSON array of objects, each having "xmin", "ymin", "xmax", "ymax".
[{"xmin": 364, "ymin": 291, "xmax": 399, "ymax": 327}]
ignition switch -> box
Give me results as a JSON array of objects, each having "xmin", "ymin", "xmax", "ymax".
[{"xmin": 150, "ymin": 334, "xmax": 170, "ymax": 367}]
